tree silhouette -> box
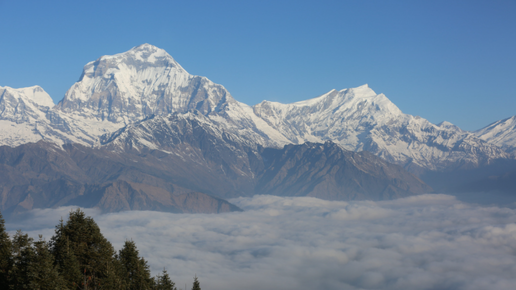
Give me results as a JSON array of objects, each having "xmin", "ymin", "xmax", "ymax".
[
  {"xmin": 192, "ymin": 275, "xmax": 201, "ymax": 290},
  {"xmin": 118, "ymin": 239, "xmax": 152, "ymax": 289},
  {"xmin": 0, "ymin": 211, "xmax": 12, "ymax": 288},
  {"xmin": 0, "ymin": 208, "xmax": 186, "ymax": 290},
  {"xmin": 50, "ymin": 209, "xmax": 119, "ymax": 289},
  {"xmin": 155, "ymin": 268, "xmax": 177, "ymax": 290}
]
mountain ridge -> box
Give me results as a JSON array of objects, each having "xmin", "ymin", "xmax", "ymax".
[
  {"xmin": 0, "ymin": 113, "xmax": 433, "ymax": 218},
  {"xmin": 475, "ymin": 115, "xmax": 516, "ymax": 157},
  {"xmin": 0, "ymin": 43, "xmax": 513, "ymax": 174}
]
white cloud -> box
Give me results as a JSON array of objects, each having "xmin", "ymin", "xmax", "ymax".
[{"xmin": 6, "ymin": 194, "xmax": 516, "ymax": 290}]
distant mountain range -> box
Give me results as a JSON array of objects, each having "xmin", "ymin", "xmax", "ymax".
[{"xmin": 1, "ymin": 44, "xmax": 514, "ymax": 216}]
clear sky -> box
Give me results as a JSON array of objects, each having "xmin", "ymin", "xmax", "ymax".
[{"xmin": 0, "ymin": 0, "xmax": 514, "ymax": 131}]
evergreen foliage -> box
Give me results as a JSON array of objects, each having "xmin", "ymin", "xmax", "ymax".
[
  {"xmin": 0, "ymin": 208, "xmax": 190, "ymax": 290},
  {"xmin": 50, "ymin": 219, "xmax": 82, "ymax": 289},
  {"xmin": 30, "ymin": 235, "xmax": 67, "ymax": 290},
  {"xmin": 192, "ymin": 275, "xmax": 201, "ymax": 290},
  {"xmin": 154, "ymin": 269, "xmax": 176, "ymax": 290},
  {"xmin": 118, "ymin": 240, "xmax": 153, "ymax": 289},
  {"xmin": 50, "ymin": 209, "xmax": 119, "ymax": 289},
  {"xmin": 0, "ymin": 211, "xmax": 12, "ymax": 288},
  {"xmin": 9, "ymin": 230, "xmax": 34, "ymax": 289}
]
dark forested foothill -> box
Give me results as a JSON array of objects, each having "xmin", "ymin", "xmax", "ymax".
[{"xmin": 0, "ymin": 209, "xmax": 191, "ymax": 290}]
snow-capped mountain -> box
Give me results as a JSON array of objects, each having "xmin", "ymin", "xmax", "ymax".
[
  {"xmin": 0, "ymin": 44, "xmax": 512, "ymax": 173},
  {"xmin": 0, "ymin": 85, "xmax": 121, "ymax": 146},
  {"xmin": 0, "ymin": 85, "xmax": 75, "ymax": 146},
  {"xmin": 252, "ymin": 85, "xmax": 510, "ymax": 171},
  {"xmin": 0, "ymin": 44, "xmax": 287, "ymax": 148},
  {"xmin": 57, "ymin": 43, "xmax": 226, "ymax": 122},
  {"xmin": 94, "ymin": 112, "xmax": 432, "ymax": 200},
  {"xmin": 56, "ymin": 43, "xmax": 289, "ymax": 147},
  {"xmin": 475, "ymin": 116, "xmax": 516, "ymax": 156}
]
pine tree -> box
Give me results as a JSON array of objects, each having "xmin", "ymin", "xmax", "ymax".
[
  {"xmin": 9, "ymin": 231, "xmax": 66, "ymax": 290},
  {"xmin": 50, "ymin": 209, "xmax": 119, "ymax": 290},
  {"xmin": 118, "ymin": 240, "xmax": 153, "ymax": 290},
  {"xmin": 28, "ymin": 235, "xmax": 67, "ymax": 289},
  {"xmin": 191, "ymin": 275, "xmax": 201, "ymax": 290},
  {"xmin": 50, "ymin": 219, "xmax": 82, "ymax": 289},
  {"xmin": 9, "ymin": 230, "xmax": 34, "ymax": 289},
  {"xmin": 0, "ymin": 211, "xmax": 12, "ymax": 288},
  {"xmin": 155, "ymin": 269, "xmax": 176, "ymax": 290}
]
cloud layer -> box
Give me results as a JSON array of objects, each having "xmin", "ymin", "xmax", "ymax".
[{"xmin": 6, "ymin": 194, "xmax": 516, "ymax": 290}]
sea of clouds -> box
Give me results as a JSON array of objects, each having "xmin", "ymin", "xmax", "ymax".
[{"xmin": 6, "ymin": 194, "xmax": 516, "ymax": 290}]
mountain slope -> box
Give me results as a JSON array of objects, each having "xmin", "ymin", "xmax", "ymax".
[
  {"xmin": 56, "ymin": 43, "xmax": 225, "ymax": 122},
  {"xmin": 98, "ymin": 112, "xmax": 261, "ymax": 198},
  {"xmin": 0, "ymin": 44, "xmax": 512, "ymax": 175},
  {"xmin": 0, "ymin": 86, "xmax": 90, "ymax": 147},
  {"xmin": 253, "ymin": 85, "xmax": 510, "ymax": 172},
  {"xmin": 0, "ymin": 141, "xmax": 242, "ymax": 218},
  {"xmin": 97, "ymin": 112, "xmax": 432, "ymax": 200},
  {"xmin": 0, "ymin": 112, "xmax": 432, "ymax": 218},
  {"xmin": 55, "ymin": 43, "xmax": 288, "ymax": 147},
  {"xmin": 475, "ymin": 116, "xmax": 516, "ymax": 157},
  {"xmin": 257, "ymin": 142, "xmax": 432, "ymax": 200}
]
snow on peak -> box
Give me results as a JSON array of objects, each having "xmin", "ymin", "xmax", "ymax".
[
  {"xmin": 475, "ymin": 115, "xmax": 516, "ymax": 154},
  {"xmin": 60, "ymin": 43, "xmax": 192, "ymax": 106},
  {"xmin": 133, "ymin": 43, "xmax": 161, "ymax": 51},
  {"xmin": 0, "ymin": 85, "xmax": 54, "ymax": 108},
  {"xmin": 56, "ymin": 44, "xmax": 239, "ymax": 126},
  {"xmin": 256, "ymin": 84, "xmax": 402, "ymax": 118},
  {"xmin": 290, "ymin": 89, "xmax": 337, "ymax": 107},
  {"xmin": 436, "ymin": 121, "xmax": 464, "ymax": 132},
  {"xmin": 125, "ymin": 43, "xmax": 177, "ymax": 64},
  {"xmin": 80, "ymin": 43, "xmax": 185, "ymax": 78}
]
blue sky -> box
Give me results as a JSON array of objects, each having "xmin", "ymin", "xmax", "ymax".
[{"xmin": 0, "ymin": 0, "xmax": 514, "ymax": 131}]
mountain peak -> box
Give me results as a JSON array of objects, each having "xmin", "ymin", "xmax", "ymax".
[
  {"xmin": 339, "ymin": 84, "xmax": 376, "ymax": 97},
  {"xmin": 133, "ymin": 43, "xmax": 160, "ymax": 51},
  {"xmin": 0, "ymin": 85, "xmax": 54, "ymax": 108},
  {"xmin": 123, "ymin": 43, "xmax": 173, "ymax": 62},
  {"xmin": 57, "ymin": 44, "xmax": 235, "ymax": 124},
  {"xmin": 87, "ymin": 43, "xmax": 177, "ymax": 69},
  {"xmin": 437, "ymin": 121, "xmax": 462, "ymax": 131}
]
